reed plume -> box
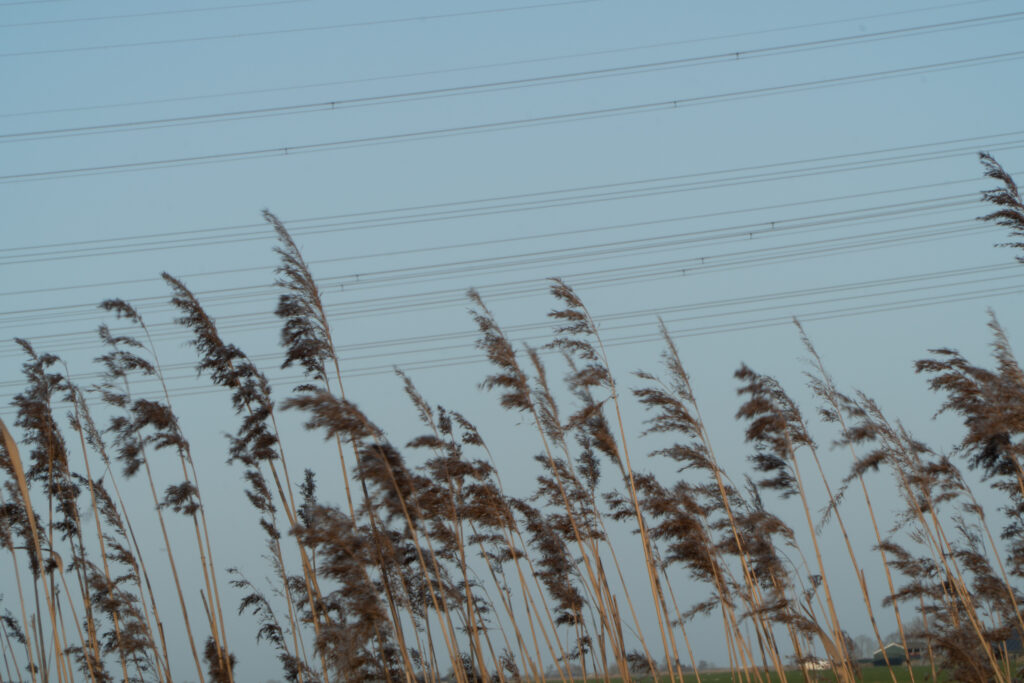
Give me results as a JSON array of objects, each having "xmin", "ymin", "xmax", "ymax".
[{"xmin": 2, "ymin": 152, "xmax": 1024, "ymax": 682}]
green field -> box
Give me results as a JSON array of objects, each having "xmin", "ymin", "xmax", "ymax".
[
  {"xmin": 579, "ymin": 666, "xmax": 943, "ymax": 683},
  {"xmin": 677, "ymin": 666, "xmax": 941, "ymax": 683}
]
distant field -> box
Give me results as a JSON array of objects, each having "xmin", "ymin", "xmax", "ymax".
[
  {"xmin": 681, "ymin": 665, "xmax": 941, "ymax": 683},
  {"xmin": 578, "ymin": 665, "xmax": 942, "ymax": 683}
]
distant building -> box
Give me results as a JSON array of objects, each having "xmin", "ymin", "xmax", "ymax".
[
  {"xmin": 905, "ymin": 639, "xmax": 927, "ymax": 661},
  {"xmin": 872, "ymin": 643, "xmax": 907, "ymax": 666},
  {"xmin": 871, "ymin": 640, "xmax": 926, "ymax": 666},
  {"xmin": 997, "ymin": 625, "xmax": 1024, "ymax": 660}
]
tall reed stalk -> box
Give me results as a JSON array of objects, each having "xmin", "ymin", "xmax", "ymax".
[{"xmin": 4, "ymin": 152, "xmax": 1024, "ymax": 683}]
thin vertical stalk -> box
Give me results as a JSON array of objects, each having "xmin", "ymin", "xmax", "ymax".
[{"xmin": 1, "ymin": 418, "xmax": 66, "ymax": 683}]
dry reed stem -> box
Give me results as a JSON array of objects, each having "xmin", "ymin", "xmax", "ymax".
[
  {"xmin": 0, "ymin": 417, "xmax": 67, "ymax": 683},
  {"xmin": 549, "ymin": 279, "xmax": 682, "ymax": 683},
  {"xmin": 270, "ymin": 221, "xmax": 449, "ymax": 680},
  {"xmin": 0, "ymin": 486, "xmax": 39, "ymax": 683},
  {"xmin": 161, "ymin": 274, "xmax": 339, "ymax": 678},
  {"xmin": 65, "ymin": 376, "xmax": 133, "ymax": 682},
  {"xmin": 797, "ymin": 323, "xmax": 902, "ymax": 683},
  {"xmin": 469, "ymin": 289, "xmax": 634, "ymax": 679},
  {"xmin": 109, "ymin": 369, "xmax": 207, "ymax": 683},
  {"xmin": 645, "ymin": 324, "xmax": 789, "ymax": 680},
  {"xmin": 98, "ymin": 455, "xmax": 173, "ymax": 682},
  {"xmin": 399, "ymin": 388, "xmax": 544, "ymax": 683}
]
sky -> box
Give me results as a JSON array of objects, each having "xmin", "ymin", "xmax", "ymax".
[{"xmin": 3, "ymin": 0, "xmax": 1024, "ymax": 680}]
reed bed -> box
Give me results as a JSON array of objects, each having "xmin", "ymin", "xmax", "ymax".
[{"xmin": 1, "ymin": 153, "xmax": 1024, "ymax": 683}]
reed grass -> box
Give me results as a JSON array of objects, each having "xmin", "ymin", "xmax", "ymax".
[{"xmin": 2, "ymin": 153, "xmax": 1024, "ymax": 682}]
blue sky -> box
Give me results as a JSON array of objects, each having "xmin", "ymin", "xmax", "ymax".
[{"xmin": 3, "ymin": 0, "xmax": 1024, "ymax": 679}]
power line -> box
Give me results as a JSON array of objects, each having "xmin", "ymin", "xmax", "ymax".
[
  {"xmin": 0, "ymin": 0, "xmax": 312, "ymax": 28},
  {"xmin": 4, "ymin": 261, "xmax": 1016, "ymax": 382},
  {"xmin": 134, "ymin": 269, "xmax": 1021, "ymax": 399},
  {"xmin": 1, "ymin": 176, "xmax": 982, "ymax": 266},
  {"xmin": 8, "ymin": 11, "xmax": 1023, "ymax": 143},
  {"xmin": 7, "ymin": 145, "xmax": 996, "ymax": 256},
  {"xmin": 0, "ymin": 191, "xmax": 999, "ymax": 385},
  {"xmin": 5, "ymin": 49, "xmax": 1023, "ymax": 185},
  {"xmin": 0, "ymin": 174, "xmax": 985, "ymax": 303},
  {"xmin": 0, "ymin": 0, "xmax": 1003, "ymax": 118},
  {"xmin": 0, "ymin": 0, "xmax": 67, "ymax": 6},
  {"xmin": 0, "ymin": 177, "xmax": 1001, "ymax": 312},
  {"xmin": 303, "ymin": 271, "xmax": 1024, "ymax": 365},
  {"xmin": 5, "ymin": 263, "xmax": 1019, "ymax": 402},
  {"xmin": 0, "ymin": 0, "xmax": 604, "ymax": 58},
  {"xmin": 0, "ymin": 218, "xmax": 989, "ymax": 344},
  {"xmin": 0, "ymin": 211, "xmax": 995, "ymax": 350},
  {"xmin": 0, "ymin": 182, "xmax": 983, "ymax": 296}
]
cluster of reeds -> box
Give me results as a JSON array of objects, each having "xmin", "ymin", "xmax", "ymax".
[{"xmin": 1, "ymin": 153, "xmax": 1024, "ymax": 683}]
